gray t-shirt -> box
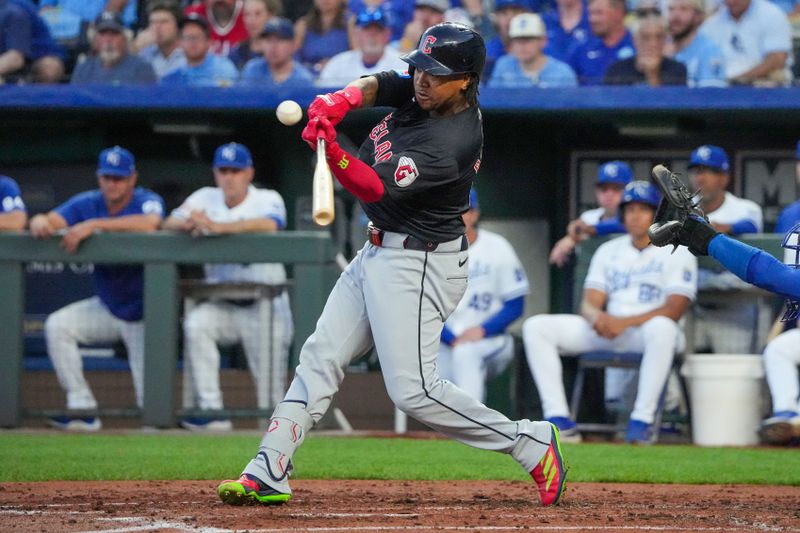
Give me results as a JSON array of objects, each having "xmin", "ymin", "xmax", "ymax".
[{"xmin": 71, "ymin": 54, "xmax": 156, "ymax": 85}]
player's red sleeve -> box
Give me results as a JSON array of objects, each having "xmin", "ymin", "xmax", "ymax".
[{"xmin": 325, "ymin": 143, "xmax": 384, "ymax": 203}]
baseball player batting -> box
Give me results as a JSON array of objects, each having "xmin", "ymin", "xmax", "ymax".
[
  {"xmin": 218, "ymin": 23, "xmax": 566, "ymax": 507},
  {"xmin": 649, "ymin": 165, "xmax": 800, "ymax": 444},
  {"xmin": 437, "ymin": 188, "xmax": 529, "ymax": 404}
]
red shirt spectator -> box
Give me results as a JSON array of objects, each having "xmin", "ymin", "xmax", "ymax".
[{"xmin": 184, "ymin": 0, "xmax": 247, "ymax": 56}]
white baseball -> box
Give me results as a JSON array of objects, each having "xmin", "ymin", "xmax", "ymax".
[{"xmin": 276, "ymin": 100, "xmax": 303, "ymax": 126}]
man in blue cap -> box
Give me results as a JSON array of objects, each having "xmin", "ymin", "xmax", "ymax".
[
  {"xmin": 240, "ymin": 17, "xmax": 313, "ymax": 88},
  {"xmin": 687, "ymin": 144, "xmax": 764, "ymax": 355},
  {"xmin": 318, "ymin": 7, "xmax": 405, "ymax": 86},
  {"xmin": 29, "ymin": 146, "xmax": 165, "ymax": 431},
  {"xmin": 550, "ymin": 160, "xmax": 633, "ymax": 268},
  {"xmin": 163, "ymin": 142, "xmax": 292, "ymax": 431}
]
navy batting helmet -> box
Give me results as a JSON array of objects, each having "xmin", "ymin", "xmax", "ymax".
[
  {"xmin": 619, "ymin": 180, "xmax": 661, "ymax": 211},
  {"xmin": 401, "ymin": 23, "xmax": 486, "ymax": 79}
]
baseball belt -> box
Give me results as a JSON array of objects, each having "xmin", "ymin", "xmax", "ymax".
[{"xmin": 367, "ymin": 224, "xmax": 467, "ymax": 253}]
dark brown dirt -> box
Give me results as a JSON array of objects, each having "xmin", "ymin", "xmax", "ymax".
[{"xmin": 1, "ymin": 480, "xmax": 799, "ymax": 532}]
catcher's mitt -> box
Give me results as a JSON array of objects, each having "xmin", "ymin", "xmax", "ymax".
[{"xmin": 647, "ymin": 165, "xmax": 705, "ymax": 248}]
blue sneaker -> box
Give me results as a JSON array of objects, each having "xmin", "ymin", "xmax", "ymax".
[
  {"xmin": 47, "ymin": 416, "xmax": 101, "ymax": 432},
  {"xmin": 625, "ymin": 419, "xmax": 655, "ymax": 444},
  {"xmin": 760, "ymin": 411, "xmax": 800, "ymax": 446},
  {"xmin": 180, "ymin": 417, "xmax": 233, "ymax": 432},
  {"xmin": 546, "ymin": 416, "xmax": 581, "ymax": 443}
]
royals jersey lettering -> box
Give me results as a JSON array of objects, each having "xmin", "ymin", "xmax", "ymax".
[{"xmin": 584, "ymin": 234, "xmax": 698, "ymax": 318}]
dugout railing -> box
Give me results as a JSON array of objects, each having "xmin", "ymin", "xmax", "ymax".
[{"xmin": 0, "ymin": 231, "xmax": 338, "ymax": 428}]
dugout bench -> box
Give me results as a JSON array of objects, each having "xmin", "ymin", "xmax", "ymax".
[{"xmin": 0, "ymin": 231, "xmax": 338, "ymax": 428}]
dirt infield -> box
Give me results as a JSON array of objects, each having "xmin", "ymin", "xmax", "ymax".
[{"xmin": 2, "ymin": 480, "xmax": 799, "ymax": 532}]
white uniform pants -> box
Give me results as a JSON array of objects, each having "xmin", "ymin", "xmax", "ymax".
[
  {"xmin": 183, "ymin": 293, "xmax": 293, "ymax": 411},
  {"xmin": 437, "ymin": 335, "xmax": 514, "ymax": 404},
  {"xmin": 264, "ymin": 240, "xmax": 550, "ymax": 464},
  {"xmin": 522, "ymin": 314, "xmax": 684, "ymax": 424},
  {"xmin": 763, "ymin": 328, "xmax": 800, "ymax": 414},
  {"xmin": 44, "ymin": 296, "xmax": 144, "ymax": 410}
]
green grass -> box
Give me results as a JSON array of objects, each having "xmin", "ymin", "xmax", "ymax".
[{"xmin": 1, "ymin": 433, "xmax": 798, "ymax": 485}]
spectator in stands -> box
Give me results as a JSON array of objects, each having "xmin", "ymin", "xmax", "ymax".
[
  {"xmin": 295, "ymin": 0, "xmax": 353, "ymax": 77},
  {"xmin": 240, "ymin": 17, "xmax": 313, "ymax": 88},
  {"xmin": 549, "ymin": 160, "xmax": 632, "ymax": 268},
  {"xmin": 70, "ymin": 12, "xmax": 156, "ymax": 84},
  {"xmin": 184, "ymin": 0, "xmax": 248, "ymax": 56},
  {"xmin": 568, "ymin": 0, "xmax": 635, "ymax": 85},
  {"xmin": 523, "ymin": 180, "xmax": 697, "ymax": 444},
  {"xmin": 687, "ymin": 144, "xmax": 765, "ymax": 354},
  {"xmin": 543, "ymin": 0, "xmax": 592, "ymax": 62},
  {"xmin": 228, "ymin": 0, "xmax": 281, "ymax": 70},
  {"xmin": 488, "ymin": 13, "xmax": 578, "ymax": 87},
  {"xmin": 775, "ymin": 141, "xmax": 800, "ymax": 235},
  {"xmin": 318, "ymin": 7, "xmax": 404, "ymax": 86},
  {"xmin": 0, "ymin": 0, "xmax": 32, "ymax": 83},
  {"xmin": 604, "ymin": 15, "xmax": 687, "ymax": 85},
  {"xmin": 163, "ymin": 142, "xmax": 292, "ymax": 431},
  {"xmin": 161, "ymin": 14, "xmax": 238, "ymax": 87},
  {"xmin": 396, "ymin": 0, "xmax": 448, "ymax": 54},
  {"xmin": 137, "ymin": 0, "xmax": 186, "ymax": 79},
  {"xmin": 482, "ymin": 0, "xmax": 529, "ymax": 76},
  {"xmin": 30, "ymin": 146, "xmax": 165, "ymax": 431},
  {"xmin": 349, "ymin": 0, "xmax": 414, "ymax": 40},
  {"xmin": 0, "ymin": 175, "xmax": 26, "ymax": 230},
  {"xmin": 39, "ymin": 0, "xmax": 139, "ymax": 29},
  {"xmin": 9, "ymin": 0, "xmax": 65, "ymax": 83},
  {"xmin": 437, "ymin": 189, "xmax": 529, "ymax": 405},
  {"xmin": 664, "ymin": 0, "xmax": 726, "ymax": 87},
  {"xmin": 700, "ymin": 0, "xmax": 793, "ymax": 86}
]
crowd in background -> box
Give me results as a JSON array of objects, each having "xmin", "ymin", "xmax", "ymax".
[{"xmin": 0, "ymin": 0, "xmax": 798, "ymax": 87}]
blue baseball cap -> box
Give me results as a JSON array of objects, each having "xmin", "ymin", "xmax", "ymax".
[
  {"xmin": 597, "ymin": 161, "xmax": 633, "ymax": 185},
  {"xmin": 469, "ymin": 188, "xmax": 479, "ymax": 210},
  {"xmin": 260, "ymin": 17, "xmax": 294, "ymax": 39},
  {"xmin": 620, "ymin": 180, "xmax": 661, "ymax": 210},
  {"xmin": 98, "ymin": 146, "xmax": 135, "ymax": 176},
  {"xmin": 356, "ymin": 7, "xmax": 389, "ymax": 28},
  {"xmin": 688, "ymin": 145, "xmax": 729, "ymax": 172},
  {"xmin": 495, "ymin": 0, "xmax": 533, "ymax": 10},
  {"xmin": 213, "ymin": 142, "xmax": 253, "ymax": 169}
]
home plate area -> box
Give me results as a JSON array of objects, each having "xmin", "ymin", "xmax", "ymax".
[{"xmin": 1, "ymin": 480, "xmax": 799, "ymax": 532}]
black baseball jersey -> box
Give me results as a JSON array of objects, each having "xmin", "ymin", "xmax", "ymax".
[{"xmin": 356, "ymin": 70, "xmax": 483, "ymax": 243}]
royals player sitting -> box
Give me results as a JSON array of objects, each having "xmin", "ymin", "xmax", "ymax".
[
  {"xmin": 163, "ymin": 142, "xmax": 292, "ymax": 431},
  {"xmin": 437, "ymin": 189, "xmax": 529, "ymax": 404},
  {"xmin": 30, "ymin": 146, "xmax": 165, "ymax": 431},
  {"xmin": 523, "ymin": 181, "xmax": 697, "ymax": 444}
]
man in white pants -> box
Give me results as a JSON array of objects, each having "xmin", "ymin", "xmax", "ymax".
[
  {"xmin": 437, "ymin": 189, "xmax": 529, "ymax": 404},
  {"xmin": 163, "ymin": 142, "xmax": 292, "ymax": 431},
  {"xmin": 29, "ymin": 146, "xmax": 165, "ymax": 431},
  {"xmin": 523, "ymin": 181, "xmax": 697, "ymax": 444}
]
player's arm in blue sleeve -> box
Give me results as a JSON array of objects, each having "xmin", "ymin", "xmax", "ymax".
[
  {"xmin": 441, "ymin": 325, "xmax": 457, "ymax": 346},
  {"xmin": 708, "ymin": 234, "xmax": 800, "ymax": 300},
  {"xmin": 593, "ymin": 218, "xmax": 625, "ymax": 236},
  {"xmin": 729, "ymin": 220, "xmax": 759, "ymax": 235},
  {"xmin": 480, "ymin": 295, "xmax": 525, "ymax": 337}
]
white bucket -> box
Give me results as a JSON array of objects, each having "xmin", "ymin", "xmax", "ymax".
[{"xmin": 680, "ymin": 354, "xmax": 765, "ymax": 447}]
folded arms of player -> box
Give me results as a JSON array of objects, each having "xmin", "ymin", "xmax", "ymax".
[{"xmin": 441, "ymin": 296, "xmax": 525, "ymax": 346}]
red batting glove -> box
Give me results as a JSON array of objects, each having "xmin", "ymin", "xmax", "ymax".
[
  {"xmin": 306, "ymin": 87, "xmax": 363, "ymax": 127},
  {"xmin": 301, "ymin": 117, "xmax": 338, "ymax": 150}
]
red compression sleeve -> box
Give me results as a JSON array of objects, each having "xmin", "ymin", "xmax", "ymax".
[{"xmin": 325, "ymin": 143, "xmax": 385, "ymax": 203}]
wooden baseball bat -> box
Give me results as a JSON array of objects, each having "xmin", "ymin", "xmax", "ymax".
[{"xmin": 312, "ymin": 137, "xmax": 335, "ymax": 226}]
